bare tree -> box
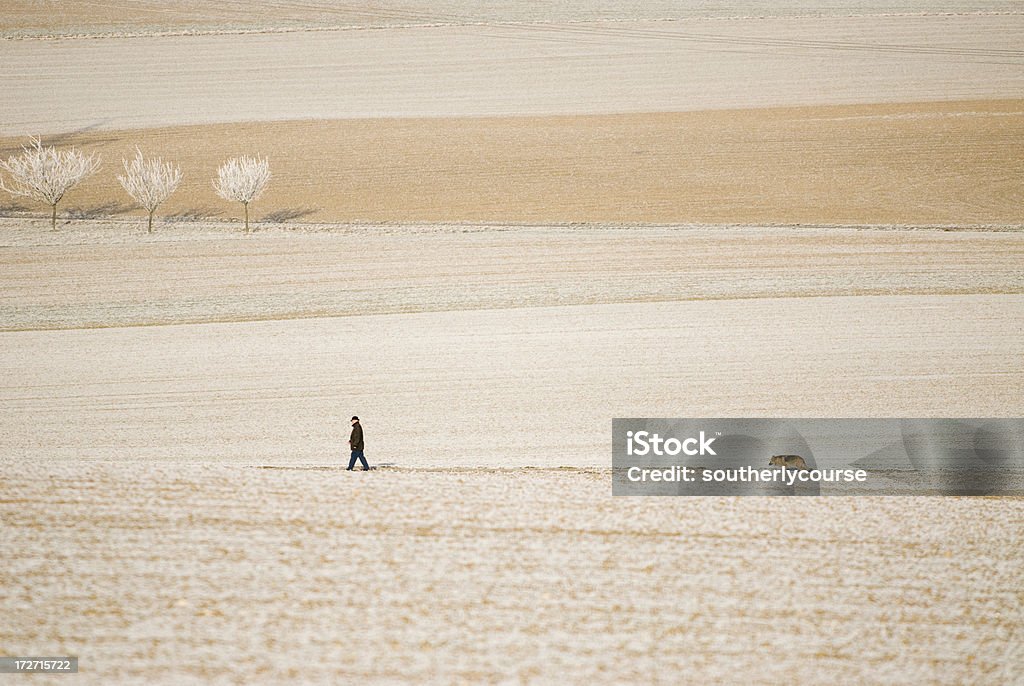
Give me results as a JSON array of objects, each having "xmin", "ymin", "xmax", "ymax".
[
  {"xmin": 213, "ymin": 156, "xmax": 271, "ymax": 233},
  {"xmin": 118, "ymin": 148, "xmax": 182, "ymax": 233},
  {"xmin": 0, "ymin": 136, "xmax": 100, "ymax": 230}
]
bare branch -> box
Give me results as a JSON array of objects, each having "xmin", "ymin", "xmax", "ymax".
[
  {"xmin": 213, "ymin": 156, "xmax": 271, "ymax": 232},
  {"xmin": 118, "ymin": 148, "xmax": 182, "ymax": 231},
  {"xmin": 213, "ymin": 156, "xmax": 270, "ymax": 205},
  {"xmin": 0, "ymin": 136, "xmax": 101, "ymax": 228}
]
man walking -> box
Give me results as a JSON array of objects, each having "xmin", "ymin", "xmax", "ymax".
[{"xmin": 347, "ymin": 416, "xmax": 369, "ymax": 471}]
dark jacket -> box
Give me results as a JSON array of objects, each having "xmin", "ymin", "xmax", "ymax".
[{"xmin": 349, "ymin": 422, "xmax": 364, "ymax": 451}]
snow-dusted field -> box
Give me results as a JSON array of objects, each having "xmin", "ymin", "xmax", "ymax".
[
  {"xmin": 3, "ymin": 220, "xmax": 1023, "ymax": 330},
  {"xmin": 2, "ymin": 14, "xmax": 1022, "ymax": 135},
  {"xmin": 4, "ymin": 290, "xmax": 1024, "ymax": 466},
  {"xmin": 1, "ymin": 222, "xmax": 1022, "ymax": 468},
  {"xmin": 5, "ymin": 0, "xmax": 1023, "ymax": 38},
  {"xmin": 1, "ymin": 221, "xmax": 1021, "ymax": 681},
  {"xmin": 1, "ymin": 2, "xmax": 1022, "ymax": 681},
  {"xmin": 2, "ymin": 460, "xmax": 1022, "ymax": 683}
]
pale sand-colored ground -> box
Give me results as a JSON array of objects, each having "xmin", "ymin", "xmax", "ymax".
[
  {"xmin": 1, "ymin": 223, "xmax": 1022, "ymax": 682},
  {"xmin": 3, "ymin": 100, "xmax": 1023, "ymax": 225},
  {"xmin": 2, "ymin": 15, "xmax": 1023, "ymax": 135},
  {"xmin": 2, "ymin": 461, "xmax": 1022, "ymax": 684}
]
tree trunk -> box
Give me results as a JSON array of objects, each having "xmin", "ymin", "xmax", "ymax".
[
  {"xmin": 148, "ymin": 209, "xmax": 154, "ymax": 234},
  {"xmin": 51, "ymin": 203, "xmax": 57, "ymax": 231},
  {"xmin": 244, "ymin": 202, "xmax": 249, "ymax": 233}
]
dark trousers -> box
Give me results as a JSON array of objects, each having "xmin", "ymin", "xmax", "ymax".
[{"xmin": 348, "ymin": 450, "xmax": 369, "ymax": 470}]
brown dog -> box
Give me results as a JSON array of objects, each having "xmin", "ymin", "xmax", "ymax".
[{"xmin": 769, "ymin": 454, "xmax": 809, "ymax": 470}]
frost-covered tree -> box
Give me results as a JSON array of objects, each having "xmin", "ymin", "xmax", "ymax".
[
  {"xmin": 118, "ymin": 148, "xmax": 182, "ymax": 233},
  {"xmin": 0, "ymin": 136, "xmax": 100, "ymax": 230},
  {"xmin": 213, "ymin": 156, "xmax": 270, "ymax": 233}
]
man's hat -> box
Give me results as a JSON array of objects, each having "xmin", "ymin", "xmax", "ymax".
[{"xmin": 351, "ymin": 416, "xmax": 359, "ymax": 421}]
